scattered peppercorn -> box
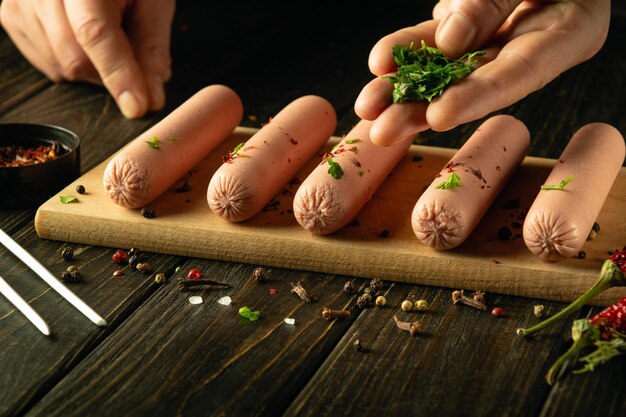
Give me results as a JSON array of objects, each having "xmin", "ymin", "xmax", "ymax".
[
  {"xmin": 112, "ymin": 249, "xmax": 128, "ymax": 264},
  {"xmin": 128, "ymin": 255, "xmax": 139, "ymax": 268},
  {"xmin": 533, "ymin": 304, "xmax": 545, "ymax": 318},
  {"xmin": 363, "ymin": 286, "xmax": 376, "ymax": 296},
  {"xmin": 577, "ymin": 250, "xmax": 586, "ymax": 259},
  {"xmin": 379, "ymin": 229, "xmax": 390, "ymax": 238},
  {"xmin": 269, "ymin": 288, "xmax": 278, "ymax": 295},
  {"xmin": 375, "ymin": 295, "xmax": 387, "ymax": 307},
  {"xmin": 141, "ymin": 207, "xmax": 156, "ymax": 219},
  {"xmin": 587, "ymin": 230, "xmax": 597, "ymax": 241},
  {"xmin": 497, "ymin": 226, "xmax": 512, "ymax": 241},
  {"xmin": 113, "ymin": 269, "xmax": 123, "ymax": 277},
  {"xmin": 415, "ymin": 299, "xmax": 428, "ymax": 311},
  {"xmin": 128, "ymin": 247, "xmax": 140, "ymax": 258},
  {"xmin": 357, "ymin": 293, "xmax": 372, "ymax": 308},
  {"xmin": 187, "ymin": 268, "xmax": 202, "ymax": 280},
  {"xmin": 491, "ymin": 307, "xmax": 504, "ymax": 317},
  {"xmin": 155, "ymin": 273, "xmax": 166, "ymax": 284},
  {"xmin": 66, "ymin": 265, "xmax": 78, "ymax": 273},
  {"xmin": 370, "ymin": 278, "xmax": 384, "ymax": 292},
  {"xmin": 136, "ymin": 263, "xmax": 152, "ymax": 274},
  {"xmin": 60, "ymin": 271, "xmax": 71, "ymax": 282},
  {"xmin": 67, "ymin": 269, "xmax": 82, "ymax": 282},
  {"xmin": 592, "ymin": 222, "xmax": 600, "ymax": 233},
  {"xmin": 61, "ymin": 247, "xmax": 74, "ymax": 261},
  {"xmin": 401, "ymin": 299, "xmax": 413, "ymax": 311},
  {"xmin": 343, "ymin": 280, "xmax": 356, "ymax": 294},
  {"xmin": 75, "ymin": 184, "xmax": 86, "ymax": 194},
  {"xmin": 353, "ymin": 339, "xmax": 364, "ymax": 352},
  {"xmin": 253, "ymin": 267, "xmax": 264, "ymax": 281}
]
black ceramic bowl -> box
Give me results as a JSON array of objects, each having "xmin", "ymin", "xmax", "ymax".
[{"xmin": 0, "ymin": 123, "xmax": 80, "ymax": 208}]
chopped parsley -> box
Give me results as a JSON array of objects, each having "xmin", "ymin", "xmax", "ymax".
[
  {"xmin": 229, "ymin": 142, "xmax": 245, "ymax": 156},
  {"xmin": 326, "ymin": 157, "xmax": 344, "ymax": 180},
  {"xmin": 60, "ymin": 195, "xmax": 78, "ymax": 204},
  {"xmin": 145, "ymin": 136, "xmax": 161, "ymax": 149},
  {"xmin": 435, "ymin": 172, "xmax": 461, "ymax": 189},
  {"xmin": 345, "ymin": 138, "xmax": 361, "ymax": 144},
  {"xmin": 384, "ymin": 41, "xmax": 484, "ymax": 103},
  {"xmin": 541, "ymin": 175, "xmax": 575, "ymax": 191},
  {"xmin": 238, "ymin": 306, "xmax": 260, "ymax": 321}
]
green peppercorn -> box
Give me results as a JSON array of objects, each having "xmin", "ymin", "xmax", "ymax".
[
  {"xmin": 415, "ymin": 299, "xmax": 428, "ymax": 311},
  {"xmin": 61, "ymin": 247, "xmax": 74, "ymax": 261},
  {"xmin": 401, "ymin": 299, "xmax": 413, "ymax": 311},
  {"xmin": 375, "ymin": 295, "xmax": 386, "ymax": 307},
  {"xmin": 66, "ymin": 265, "xmax": 78, "ymax": 273}
]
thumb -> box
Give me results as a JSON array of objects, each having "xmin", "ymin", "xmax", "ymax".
[
  {"xmin": 435, "ymin": 0, "xmax": 523, "ymax": 57},
  {"xmin": 127, "ymin": 0, "xmax": 175, "ymax": 111}
]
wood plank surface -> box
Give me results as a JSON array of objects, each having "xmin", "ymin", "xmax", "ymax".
[{"xmin": 35, "ymin": 126, "xmax": 626, "ymax": 306}]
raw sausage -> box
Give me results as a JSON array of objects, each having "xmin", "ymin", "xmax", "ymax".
[
  {"xmin": 207, "ymin": 95, "xmax": 336, "ymax": 222},
  {"xmin": 103, "ymin": 85, "xmax": 243, "ymax": 208},
  {"xmin": 293, "ymin": 119, "xmax": 412, "ymax": 234},
  {"xmin": 523, "ymin": 123, "xmax": 625, "ymax": 261},
  {"xmin": 412, "ymin": 115, "xmax": 530, "ymax": 249}
]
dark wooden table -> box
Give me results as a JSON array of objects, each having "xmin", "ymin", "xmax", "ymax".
[{"xmin": 1, "ymin": 2, "xmax": 625, "ymax": 416}]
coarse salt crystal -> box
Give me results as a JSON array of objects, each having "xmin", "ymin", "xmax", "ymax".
[
  {"xmin": 284, "ymin": 318, "xmax": 295, "ymax": 325},
  {"xmin": 188, "ymin": 296, "xmax": 203, "ymax": 305},
  {"xmin": 218, "ymin": 296, "xmax": 232, "ymax": 306}
]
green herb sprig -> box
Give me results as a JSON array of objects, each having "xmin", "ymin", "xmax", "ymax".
[
  {"xmin": 145, "ymin": 136, "xmax": 161, "ymax": 150},
  {"xmin": 230, "ymin": 142, "xmax": 245, "ymax": 156},
  {"xmin": 435, "ymin": 172, "xmax": 461, "ymax": 189},
  {"xmin": 60, "ymin": 195, "xmax": 78, "ymax": 204},
  {"xmin": 384, "ymin": 40, "xmax": 485, "ymax": 103},
  {"xmin": 541, "ymin": 175, "xmax": 574, "ymax": 191},
  {"xmin": 326, "ymin": 157, "xmax": 344, "ymax": 180},
  {"xmin": 238, "ymin": 306, "xmax": 260, "ymax": 321}
]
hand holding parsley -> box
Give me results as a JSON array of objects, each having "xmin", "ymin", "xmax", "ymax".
[{"xmin": 355, "ymin": 1, "xmax": 610, "ymax": 146}]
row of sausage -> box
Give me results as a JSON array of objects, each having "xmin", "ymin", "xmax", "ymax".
[{"xmin": 102, "ymin": 85, "xmax": 625, "ymax": 262}]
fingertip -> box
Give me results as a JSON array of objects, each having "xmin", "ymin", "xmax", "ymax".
[
  {"xmin": 370, "ymin": 102, "xmax": 429, "ymax": 146},
  {"xmin": 435, "ymin": 12, "xmax": 476, "ymax": 58},
  {"xmin": 148, "ymin": 75, "xmax": 165, "ymax": 111},
  {"xmin": 354, "ymin": 77, "xmax": 393, "ymax": 120},
  {"xmin": 118, "ymin": 90, "xmax": 148, "ymax": 119}
]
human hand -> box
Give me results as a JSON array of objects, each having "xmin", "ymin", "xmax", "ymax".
[
  {"xmin": 0, "ymin": 0, "xmax": 175, "ymax": 119},
  {"xmin": 355, "ymin": 0, "xmax": 610, "ymax": 146}
]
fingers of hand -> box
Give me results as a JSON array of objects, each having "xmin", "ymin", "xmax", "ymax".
[
  {"xmin": 368, "ymin": 20, "xmax": 438, "ymax": 76},
  {"xmin": 355, "ymin": 76, "xmax": 395, "ymax": 121},
  {"xmin": 435, "ymin": 0, "xmax": 523, "ymax": 57},
  {"xmin": 126, "ymin": 0, "xmax": 175, "ymax": 111},
  {"xmin": 64, "ymin": 0, "xmax": 150, "ymax": 119},
  {"xmin": 370, "ymin": 102, "xmax": 429, "ymax": 147}
]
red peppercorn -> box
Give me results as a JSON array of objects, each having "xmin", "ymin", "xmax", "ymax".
[
  {"xmin": 112, "ymin": 249, "xmax": 128, "ymax": 264},
  {"xmin": 491, "ymin": 307, "xmax": 504, "ymax": 317},
  {"xmin": 113, "ymin": 269, "xmax": 123, "ymax": 277},
  {"xmin": 269, "ymin": 288, "xmax": 278, "ymax": 295},
  {"xmin": 187, "ymin": 268, "xmax": 202, "ymax": 280}
]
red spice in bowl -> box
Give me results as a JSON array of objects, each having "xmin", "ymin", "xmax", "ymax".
[{"xmin": 0, "ymin": 123, "xmax": 80, "ymax": 208}]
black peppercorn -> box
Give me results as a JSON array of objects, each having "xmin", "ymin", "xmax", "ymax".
[
  {"xmin": 353, "ymin": 339, "xmax": 364, "ymax": 352},
  {"xmin": 61, "ymin": 247, "xmax": 74, "ymax": 261},
  {"xmin": 141, "ymin": 207, "xmax": 156, "ymax": 219},
  {"xmin": 497, "ymin": 226, "xmax": 512, "ymax": 241},
  {"xmin": 69, "ymin": 270, "xmax": 82, "ymax": 282},
  {"xmin": 128, "ymin": 255, "xmax": 139, "ymax": 268},
  {"xmin": 76, "ymin": 184, "xmax": 86, "ymax": 194},
  {"xmin": 357, "ymin": 293, "xmax": 372, "ymax": 308},
  {"xmin": 370, "ymin": 278, "xmax": 384, "ymax": 292},
  {"xmin": 128, "ymin": 247, "xmax": 140, "ymax": 258},
  {"xmin": 343, "ymin": 280, "xmax": 356, "ymax": 294},
  {"xmin": 60, "ymin": 271, "xmax": 71, "ymax": 282},
  {"xmin": 577, "ymin": 250, "xmax": 586, "ymax": 259},
  {"xmin": 592, "ymin": 222, "xmax": 600, "ymax": 233},
  {"xmin": 379, "ymin": 229, "xmax": 390, "ymax": 238},
  {"xmin": 363, "ymin": 286, "xmax": 376, "ymax": 296}
]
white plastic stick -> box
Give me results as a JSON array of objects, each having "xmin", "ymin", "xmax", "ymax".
[
  {"xmin": 0, "ymin": 228, "xmax": 107, "ymax": 327},
  {"xmin": 0, "ymin": 275, "xmax": 51, "ymax": 336}
]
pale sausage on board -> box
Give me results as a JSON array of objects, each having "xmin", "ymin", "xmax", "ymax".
[
  {"xmin": 523, "ymin": 123, "xmax": 625, "ymax": 261},
  {"xmin": 293, "ymin": 119, "xmax": 412, "ymax": 234},
  {"xmin": 412, "ymin": 115, "xmax": 530, "ymax": 250},
  {"xmin": 103, "ymin": 85, "xmax": 243, "ymax": 208},
  {"xmin": 207, "ymin": 95, "xmax": 336, "ymax": 222}
]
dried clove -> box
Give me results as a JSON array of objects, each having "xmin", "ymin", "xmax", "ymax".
[
  {"xmin": 61, "ymin": 247, "xmax": 74, "ymax": 261},
  {"xmin": 290, "ymin": 281, "xmax": 313, "ymax": 302},
  {"xmin": 343, "ymin": 280, "xmax": 356, "ymax": 294},
  {"xmin": 177, "ymin": 277, "xmax": 230, "ymax": 291},
  {"xmin": 322, "ymin": 307, "xmax": 350, "ymax": 321},
  {"xmin": 472, "ymin": 291, "xmax": 486, "ymax": 305},
  {"xmin": 393, "ymin": 315, "xmax": 421, "ymax": 336},
  {"xmin": 452, "ymin": 290, "xmax": 488, "ymax": 311}
]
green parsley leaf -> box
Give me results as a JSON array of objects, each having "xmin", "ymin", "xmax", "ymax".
[
  {"xmin": 168, "ymin": 136, "xmax": 179, "ymax": 142},
  {"xmin": 541, "ymin": 175, "xmax": 575, "ymax": 191},
  {"xmin": 435, "ymin": 172, "xmax": 461, "ymax": 189},
  {"xmin": 60, "ymin": 195, "xmax": 78, "ymax": 204},
  {"xmin": 238, "ymin": 306, "xmax": 261, "ymax": 321},
  {"xmin": 345, "ymin": 138, "xmax": 361, "ymax": 144},
  {"xmin": 145, "ymin": 136, "xmax": 160, "ymax": 149},
  {"xmin": 359, "ymin": 171, "xmax": 365, "ymax": 177},
  {"xmin": 229, "ymin": 142, "xmax": 245, "ymax": 156},
  {"xmin": 384, "ymin": 40, "xmax": 484, "ymax": 103},
  {"xmin": 326, "ymin": 157, "xmax": 344, "ymax": 180}
]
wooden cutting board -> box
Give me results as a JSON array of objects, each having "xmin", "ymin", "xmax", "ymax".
[{"xmin": 35, "ymin": 126, "xmax": 626, "ymax": 305}]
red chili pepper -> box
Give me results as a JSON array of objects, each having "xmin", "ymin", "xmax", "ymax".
[{"xmin": 518, "ymin": 250, "xmax": 626, "ymax": 337}]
